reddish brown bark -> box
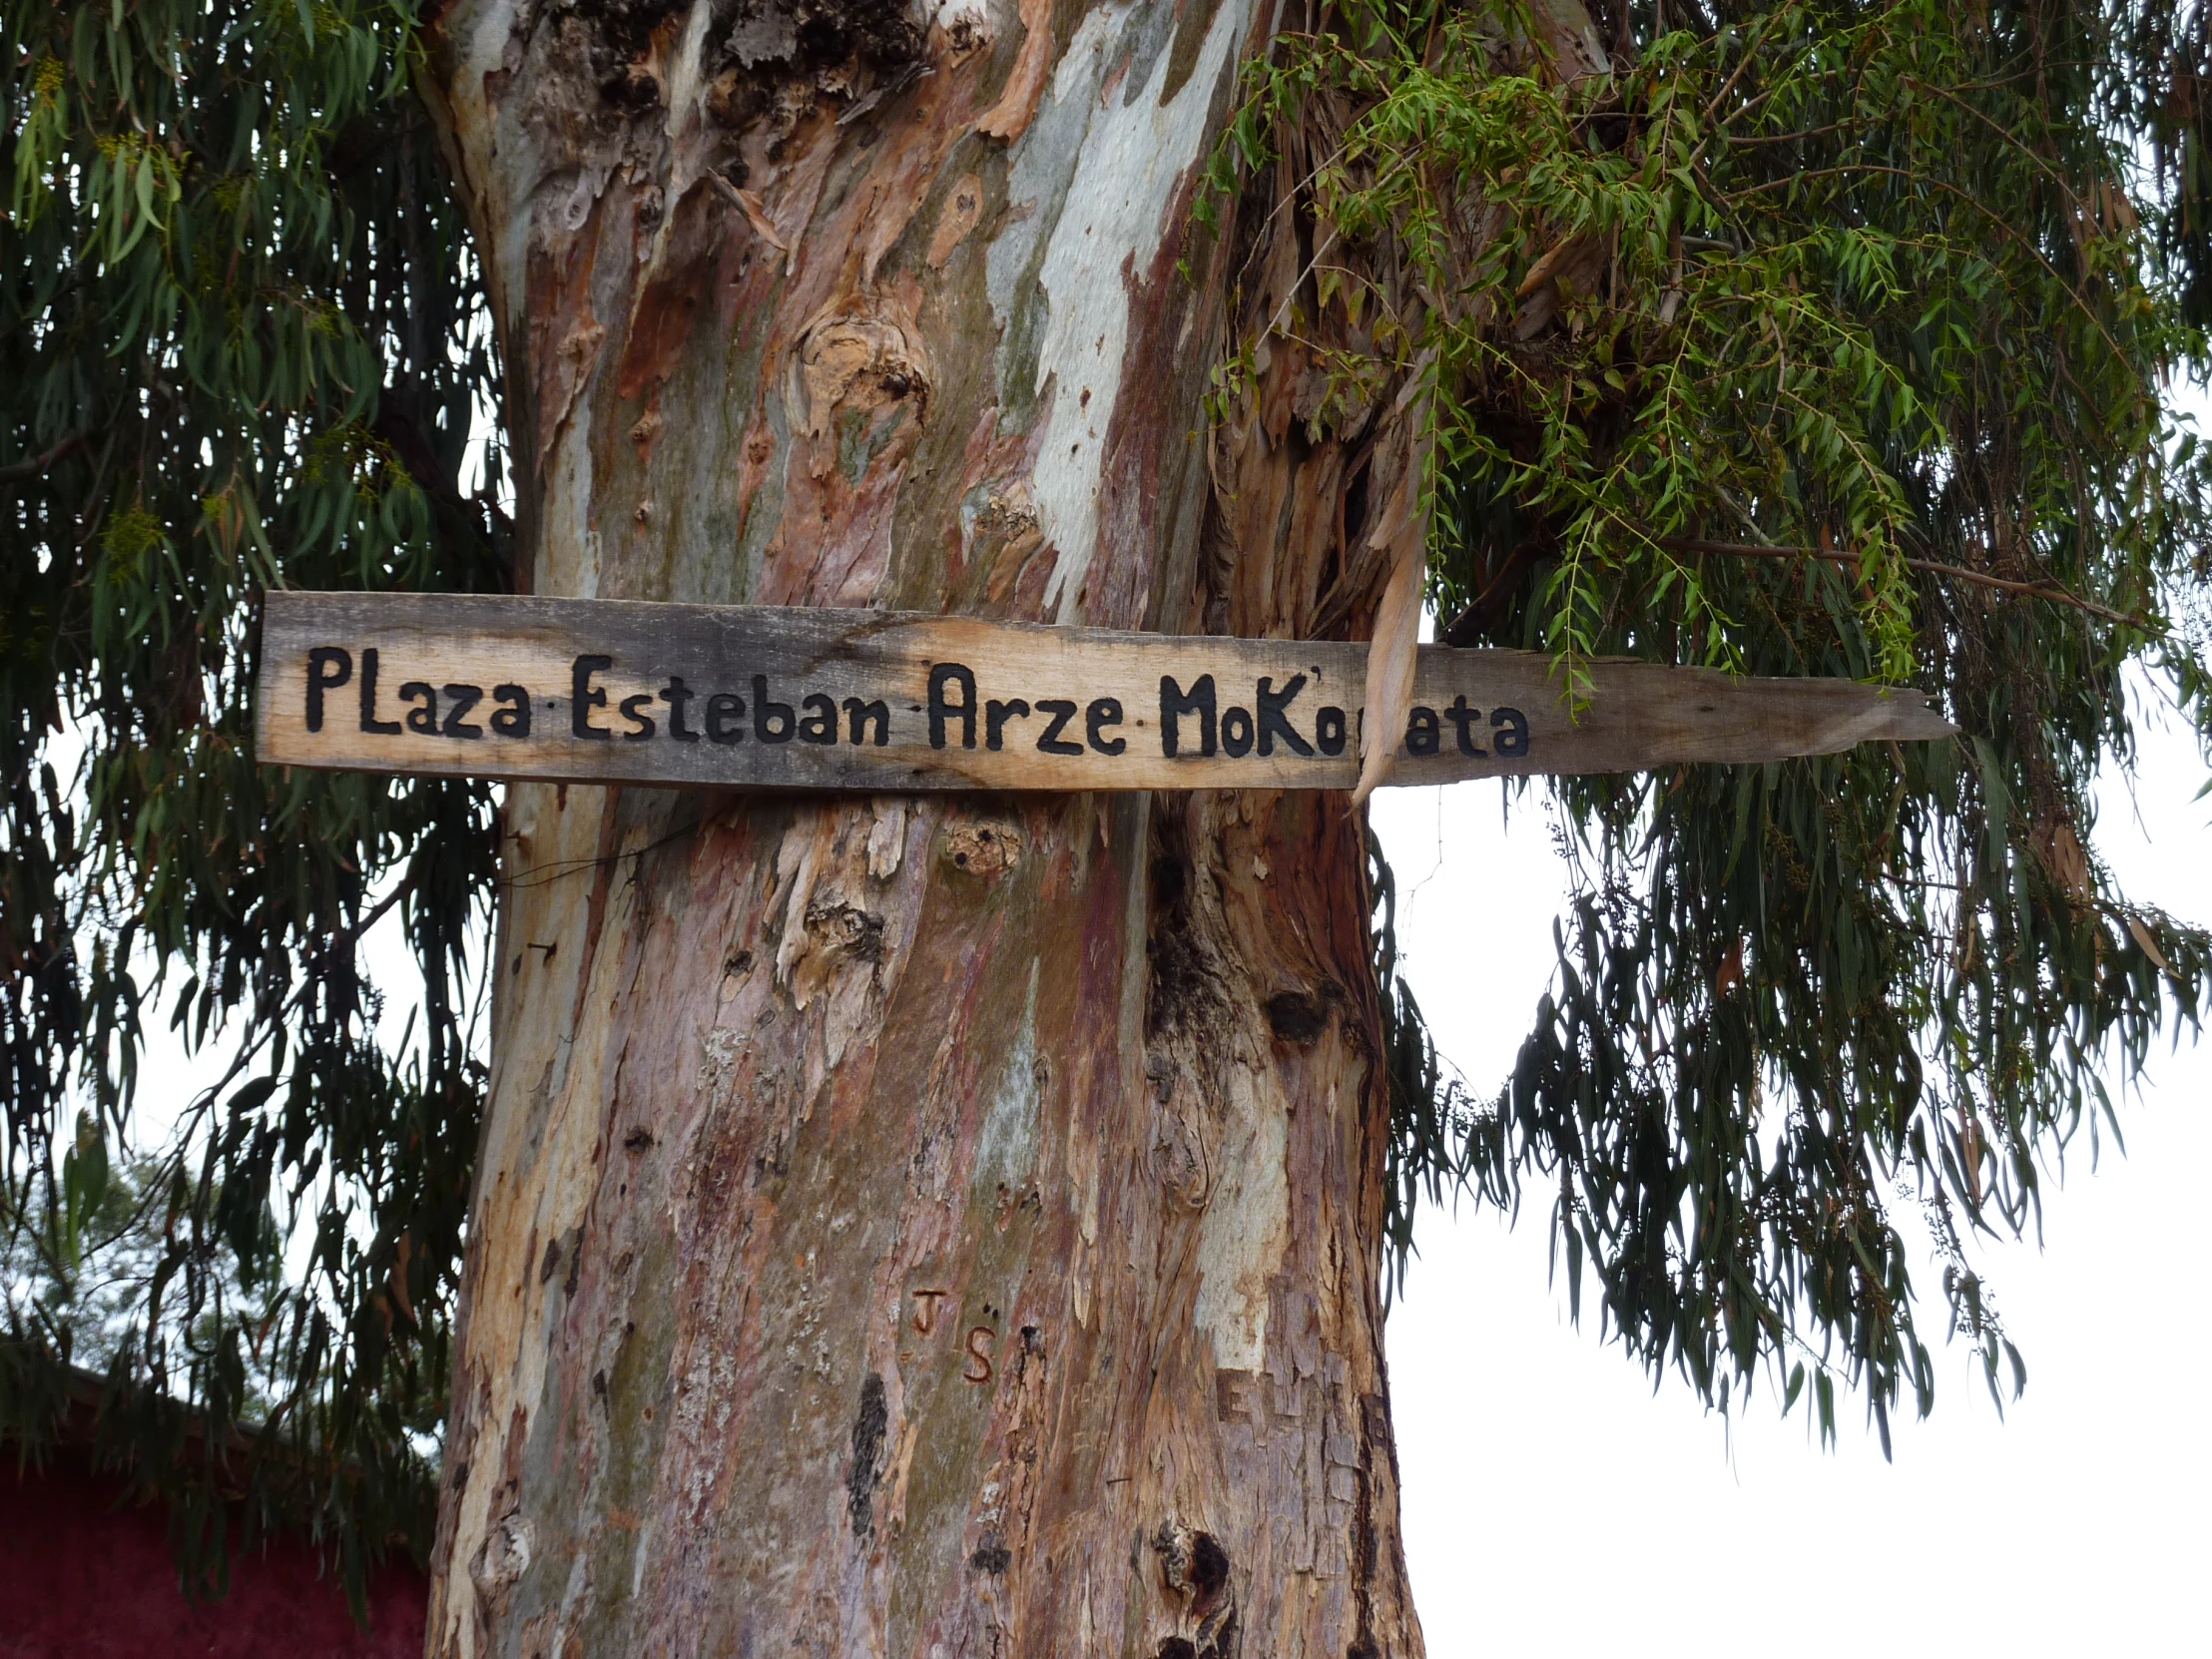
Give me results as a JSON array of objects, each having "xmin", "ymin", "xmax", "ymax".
[{"xmin": 415, "ymin": 0, "xmax": 1455, "ymax": 1651}]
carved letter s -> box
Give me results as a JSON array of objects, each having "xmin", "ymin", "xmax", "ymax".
[{"xmin": 963, "ymin": 1326, "xmax": 995, "ymax": 1384}]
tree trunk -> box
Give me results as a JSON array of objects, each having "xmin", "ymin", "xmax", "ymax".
[{"xmin": 418, "ymin": 0, "xmax": 1442, "ymax": 1652}]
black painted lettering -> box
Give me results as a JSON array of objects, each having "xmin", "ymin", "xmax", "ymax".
[
  {"xmin": 1159, "ymin": 675, "xmax": 1217, "ymax": 758},
  {"xmin": 358, "ymin": 648, "xmax": 402, "ymax": 735},
  {"xmin": 844, "ymin": 698, "xmax": 889, "ymax": 746},
  {"xmin": 799, "ymin": 693, "xmax": 837, "ymax": 744},
  {"xmin": 1086, "ymin": 697, "xmax": 1125, "ymax": 756},
  {"xmin": 985, "ymin": 699, "xmax": 1030, "ymax": 751},
  {"xmin": 304, "ymin": 647, "xmax": 351, "ymax": 733},
  {"xmin": 929, "ymin": 664, "xmax": 977, "ymax": 750},
  {"xmin": 490, "ymin": 684, "xmax": 531, "ymax": 738},
  {"xmin": 398, "ymin": 680, "xmax": 438, "ymax": 735},
  {"xmin": 1443, "ymin": 694, "xmax": 1483, "ymax": 758},
  {"xmin": 572, "ymin": 655, "xmax": 613, "ymax": 740},
  {"xmin": 441, "ymin": 684, "xmax": 485, "ymax": 739},
  {"xmin": 619, "ymin": 693, "xmax": 656, "ymax": 741},
  {"xmin": 1405, "ymin": 706, "xmax": 1440, "ymax": 757},
  {"xmin": 661, "ymin": 677, "xmax": 698, "ymax": 743},
  {"xmin": 705, "ymin": 692, "xmax": 745, "ymax": 744},
  {"xmin": 1256, "ymin": 675, "xmax": 1314, "ymax": 757},
  {"xmin": 1315, "ymin": 706, "xmax": 1348, "ymax": 756},
  {"xmin": 1034, "ymin": 700, "xmax": 1082, "ymax": 755},
  {"xmin": 1490, "ymin": 705, "xmax": 1530, "ymax": 758},
  {"xmin": 1220, "ymin": 706, "xmax": 1255, "ymax": 757},
  {"xmin": 753, "ymin": 676, "xmax": 795, "ymax": 743}
]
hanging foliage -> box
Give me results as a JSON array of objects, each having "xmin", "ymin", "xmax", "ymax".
[
  {"xmin": 1210, "ymin": 0, "xmax": 2212, "ymax": 1447},
  {"xmin": 1, "ymin": 0, "xmax": 503, "ymax": 1600}
]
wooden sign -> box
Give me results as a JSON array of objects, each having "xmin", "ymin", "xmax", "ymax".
[{"xmin": 256, "ymin": 591, "xmax": 1953, "ymax": 792}]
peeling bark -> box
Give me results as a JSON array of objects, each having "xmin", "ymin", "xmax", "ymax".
[{"xmin": 419, "ymin": 0, "xmax": 1444, "ymax": 1650}]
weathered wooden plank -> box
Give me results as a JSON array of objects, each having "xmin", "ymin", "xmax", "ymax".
[{"xmin": 255, "ymin": 590, "xmax": 1955, "ymax": 791}]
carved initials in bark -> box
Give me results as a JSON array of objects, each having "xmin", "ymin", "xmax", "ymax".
[
  {"xmin": 960, "ymin": 1326, "xmax": 995, "ymax": 1384},
  {"xmin": 911, "ymin": 1288, "xmax": 948, "ymax": 1334}
]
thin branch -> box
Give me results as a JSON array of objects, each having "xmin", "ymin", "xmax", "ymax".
[
  {"xmin": 1721, "ymin": 162, "xmax": 2126, "ymax": 362},
  {"xmin": 1722, "ymin": 120, "xmax": 1865, "ymax": 147},
  {"xmin": 316, "ymin": 869, "xmax": 421, "ymax": 971},
  {"xmin": 0, "ymin": 432, "xmax": 91, "ymax": 487},
  {"xmin": 1898, "ymin": 74, "xmax": 2087, "ymax": 216},
  {"xmin": 1657, "ymin": 537, "xmax": 2157, "ymax": 630},
  {"xmin": 1697, "ymin": 11, "xmax": 1785, "ymax": 127}
]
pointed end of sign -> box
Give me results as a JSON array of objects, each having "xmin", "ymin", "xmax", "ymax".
[
  {"xmin": 1878, "ymin": 687, "xmax": 1959, "ymax": 743},
  {"xmin": 1792, "ymin": 684, "xmax": 1958, "ymax": 759}
]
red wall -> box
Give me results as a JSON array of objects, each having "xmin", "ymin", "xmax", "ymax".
[{"xmin": 0, "ymin": 1454, "xmax": 426, "ymax": 1658}]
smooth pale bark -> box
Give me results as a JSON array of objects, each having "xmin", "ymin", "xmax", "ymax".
[{"xmin": 409, "ymin": 0, "xmax": 1603, "ymax": 1650}]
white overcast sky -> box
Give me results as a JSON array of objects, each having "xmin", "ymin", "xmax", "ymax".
[{"xmin": 1373, "ymin": 677, "xmax": 2210, "ymax": 1657}]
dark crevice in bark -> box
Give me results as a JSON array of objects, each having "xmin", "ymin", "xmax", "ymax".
[
  {"xmin": 1266, "ymin": 986, "xmax": 1335, "ymax": 1043},
  {"xmin": 1143, "ymin": 808, "xmax": 1236, "ymax": 1043},
  {"xmin": 1340, "ymin": 456, "xmax": 1373, "ymax": 562},
  {"xmin": 1349, "ymin": 1386, "xmax": 1405, "ymax": 1659},
  {"xmin": 844, "ymin": 1371, "xmax": 888, "ymax": 1538},
  {"xmin": 1185, "ymin": 1531, "xmax": 1230, "ymax": 1605},
  {"xmin": 555, "ymin": 0, "xmax": 927, "ymax": 139},
  {"xmin": 1156, "ymin": 1522, "xmax": 1241, "ymax": 1659}
]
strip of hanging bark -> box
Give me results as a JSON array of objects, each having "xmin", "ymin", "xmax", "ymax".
[
  {"xmin": 1513, "ymin": 235, "xmax": 1588, "ymax": 298},
  {"xmin": 256, "ymin": 589, "xmax": 1955, "ymax": 793},
  {"xmin": 1511, "ymin": 233, "xmax": 1610, "ymax": 339},
  {"xmin": 974, "ymin": 0, "xmax": 1054, "ymax": 141},
  {"xmin": 1352, "ymin": 455, "xmax": 1427, "ymax": 806},
  {"xmin": 708, "ymin": 173, "xmax": 790, "ymax": 254},
  {"xmin": 1657, "ymin": 537, "xmax": 2156, "ymax": 630}
]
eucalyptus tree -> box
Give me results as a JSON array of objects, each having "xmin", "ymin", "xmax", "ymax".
[{"xmin": 4, "ymin": 0, "xmax": 2209, "ymax": 1653}]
